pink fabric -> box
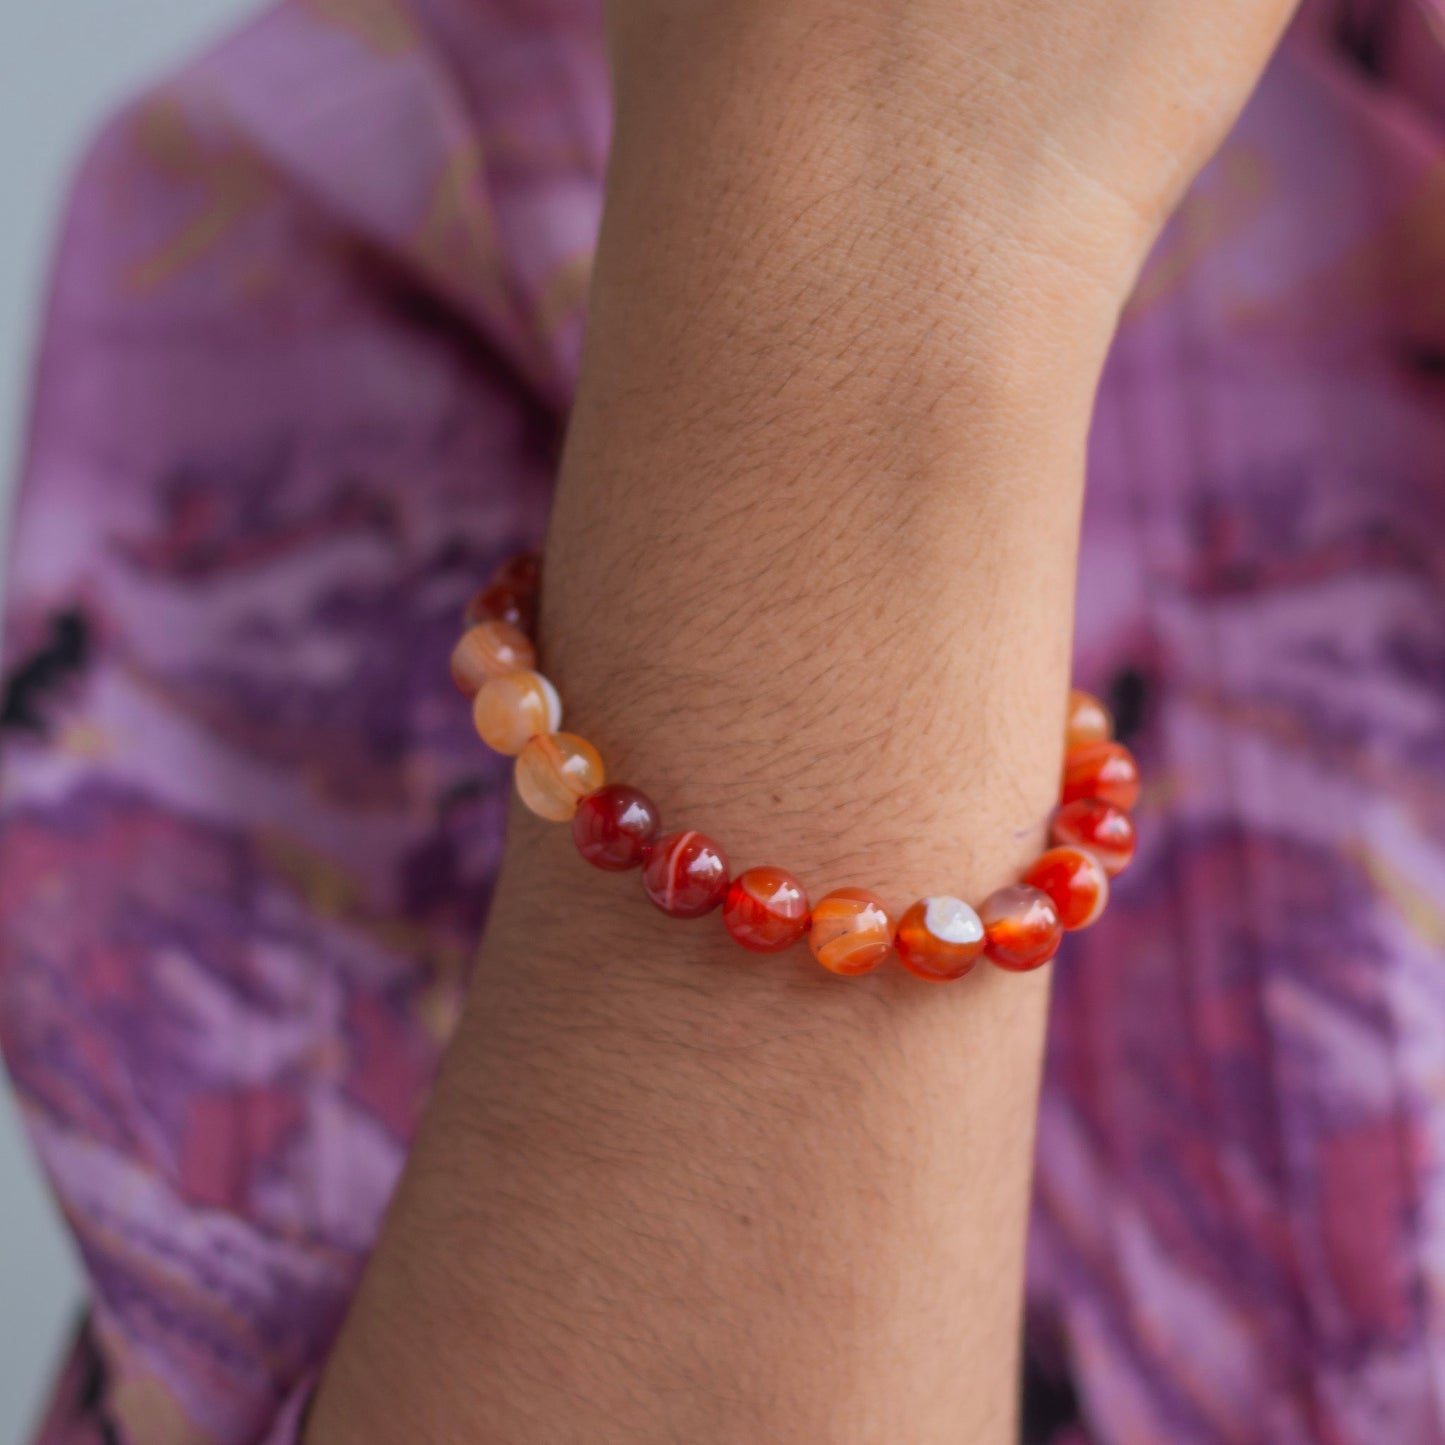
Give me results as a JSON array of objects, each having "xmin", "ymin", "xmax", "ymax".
[{"xmin": 5, "ymin": 2, "xmax": 1445, "ymax": 1441}]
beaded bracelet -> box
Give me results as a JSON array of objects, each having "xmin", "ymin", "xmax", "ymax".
[{"xmin": 452, "ymin": 552, "xmax": 1139, "ymax": 982}]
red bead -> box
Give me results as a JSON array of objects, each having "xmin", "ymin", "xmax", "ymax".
[
  {"xmin": 572, "ymin": 785, "xmax": 660, "ymax": 871},
  {"xmin": 1061, "ymin": 740, "xmax": 1140, "ymax": 811},
  {"xmin": 464, "ymin": 581, "xmax": 537, "ymax": 634},
  {"xmin": 894, "ymin": 895, "xmax": 986, "ymax": 983},
  {"xmin": 642, "ymin": 830, "xmax": 731, "ymax": 919},
  {"xmin": 1050, "ymin": 798, "xmax": 1136, "ymax": 877},
  {"xmin": 979, "ymin": 884, "xmax": 1062, "ymax": 972},
  {"xmin": 1023, "ymin": 846, "xmax": 1109, "ymax": 930},
  {"xmin": 491, "ymin": 551, "xmax": 540, "ymax": 595},
  {"xmin": 723, "ymin": 867, "xmax": 811, "ymax": 953}
]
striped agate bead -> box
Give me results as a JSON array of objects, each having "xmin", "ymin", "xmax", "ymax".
[
  {"xmin": 1023, "ymin": 846, "xmax": 1109, "ymax": 931},
  {"xmin": 723, "ymin": 867, "xmax": 811, "ymax": 953},
  {"xmin": 514, "ymin": 732, "xmax": 604, "ymax": 822},
  {"xmin": 472, "ymin": 670, "xmax": 562, "ymax": 755},
  {"xmin": 808, "ymin": 888, "xmax": 894, "ymax": 976},
  {"xmin": 1061, "ymin": 740, "xmax": 1140, "ymax": 811},
  {"xmin": 1051, "ymin": 798, "xmax": 1136, "ymax": 877},
  {"xmin": 642, "ymin": 830, "xmax": 730, "ymax": 918},
  {"xmin": 1065, "ymin": 688, "xmax": 1113, "ymax": 749},
  {"xmin": 450, "ymin": 620, "xmax": 535, "ymax": 696},
  {"xmin": 979, "ymin": 884, "xmax": 1062, "ymax": 972},
  {"xmin": 573, "ymin": 784, "xmax": 661, "ymax": 871},
  {"xmin": 490, "ymin": 551, "xmax": 540, "ymax": 595},
  {"xmin": 894, "ymin": 895, "xmax": 986, "ymax": 983},
  {"xmin": 464, "ymin": 581, "xmax": 536, "ymax": 634}
]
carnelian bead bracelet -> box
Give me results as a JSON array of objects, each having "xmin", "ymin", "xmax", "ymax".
[{"xmin": 452, "ymin": 552, "xmax": 1142, "ymax": 982}]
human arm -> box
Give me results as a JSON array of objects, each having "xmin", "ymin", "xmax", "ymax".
[{"xmin": 307, "ymin": 5, "xmax": 1295, "ymax": 1441}]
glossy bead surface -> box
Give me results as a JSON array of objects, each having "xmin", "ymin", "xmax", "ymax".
[
  {"xmin": 472, "ymin": 670, "xmax": 561, "ymax": 755},
  {"xmin": 1023, "ymin": 846, "xmax": 1109, "ymax": 931},
  {"xmin": 490, "ymin": 551, "xmax": 540, "ymax": 595},
  {"xmin": 979, "ymin": 885, "xmax": 1063, "ymax": 972},
  {"xmin": 464, "ymin": 581, "xmax": 537, "ymax": 634},
  {"xmin": 723, "ymin": 867, "xmax": 811, "ymax": 953},
  {"xmin": 642, "ymin": 830, "xmax": 731, "ymax": 918},
  {"xmin": 1051, "ymin": 798, "xmax": 1136, "ymax": 877},
  {"xmin": 450, "ymin": 620, "xmax": 536, "ymax": 696},
  {"xmin": 572, "ymin": 784, "xmax": 660, "ymax": 871},
  {"xmin": 808, "ymin": 888, "xmax": 894, "ymax": 976},
  {"xmin": 1061, "ymin": 740, "xmax": 1141, "ymax": 811},
  {"xmin": 895, "ymin": 895, "xmax": 986, "ymax": 983},
  {"xmin": 1065, "ymin": 688, "xmax": 1113, "ymax": 749},
  {"xmin": 514, "ymin": 732, "xmax": 604, "ymax": 822}
]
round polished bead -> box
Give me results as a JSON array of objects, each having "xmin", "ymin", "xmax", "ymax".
[
  {"xmin": 464, "ymin": 581, "xmax": 537, "ymax": 634},
  {"xmin": 490, "ymin": 551, "xmax": 540, "ymax": 595},
  {"xmin": 894, "ymin": 895, "xmax": 986, "ymax": 983},
  {"xmin": 1023, "ymin": 846, "xmax": 1109, "ymax": 931},
  {"xmin": 643, "ymin": 831, "xmax": 731, "ymax": 918},
  {"xmin": 723, "ymin": 867, "xmax": 811, "ymax": 953},
  {"xmin": 1065, "ymin": 688, "xmax": 1114, "ymax": 750},
  {"xmin": 450, "ymin": 620, "xmax": 536, "ymax": 696},
  {"xmin": 1061, "ymin": 740, "xmax": 1141, "ymax": 811},
  {"xmin": 572, "ymin": 784, "xmax": 660, "ymax": 871},
  {"xmin": 808, "ymin": 888, "xmax": 895, "ymax": 976},
  {"xmin": 979, "ymin": 885, "xmax": 1063, "ymax": 972},
  {"xmin": 1051, "ymin": 798, "xmax": 1136, "ymax": 877},
  {"xmin": 514, "ymin": 732, "xmax": 605, "ymax": 822},
  {"xmin": 472, "ymin": 670, "xmax": 562, "ymax": 755}
]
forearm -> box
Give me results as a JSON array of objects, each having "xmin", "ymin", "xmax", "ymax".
[
  {"xmin": 549, "ymin": 0, "xmax": 1124, "ymax": 907},
  {"xmin": 310, "ymin": 10, "xmax": 1128, "ymax": 1443}
]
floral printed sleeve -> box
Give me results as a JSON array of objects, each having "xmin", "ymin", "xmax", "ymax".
[
  {"xmin": 6, "ymin": 3, "xmax": 1445, "ymax": 1444},
  {"xmin": 1, "ymin": 3, "xmax": 600, "ymax": 1440}
]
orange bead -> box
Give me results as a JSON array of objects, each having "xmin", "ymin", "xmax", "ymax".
[
  {"xmin": 1066, "ymin": 688, "xmax": 1113, "ymax": 750},
  {"xmin": 472, "ymin": 670, "xmax": 562, "ymax": 755},
  {"xmin": 808, "ymin": 888, "xmax": 894, "ymax": 976},
  {"xmin": 894, "ymin": 896, "xmax": 986, "ymax": 983},
  {"xmin": 1051, "ymin": 799, "xmax": 1136, "ymax": 877},
  {"xmin": 724, "ymin": 866, "xmax": 811, "ymax": 953},
  {"xmin": 1061, "ymin": 740, "xmax": 1140, "ymax": 811},
  {"xmin": 514, "ymin": 732, "xmax": 604, "ymax": 822},
  {"xmin": 1023, "ymin": 847, "xmax": 1109, "ymax": 931},
  {"xmin": 979, "ymin": 884, "xmax": 1062, "ymax": 972},
  {"xmin": 450, "ymin": 620, "xmax": 536, "ymax": 696}
]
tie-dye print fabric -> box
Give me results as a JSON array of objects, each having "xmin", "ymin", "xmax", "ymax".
[{"xmin": 5, "ymin": 1, "xmax": 1445, "ymax": 1441}]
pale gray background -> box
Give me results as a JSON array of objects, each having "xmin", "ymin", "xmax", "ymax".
[{"xmin": 0, "ymin": 6, "xmax": 257, "ymax": 1438}]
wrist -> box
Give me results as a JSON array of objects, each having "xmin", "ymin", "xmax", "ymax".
[
  {"xmin": 605, "ymin": 1, "xmax": 1150, "ymax": 333},
  {"xmin": 550, "ymin": 126, "xmax": 1107, "ymax": 912}
]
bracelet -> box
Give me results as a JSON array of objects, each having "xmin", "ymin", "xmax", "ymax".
[{"xmin": 453, "ymin": 552, "xmax": 1139, "ymax": 982}]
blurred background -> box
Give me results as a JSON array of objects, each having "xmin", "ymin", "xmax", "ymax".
[{"xmin": 0, "ymin": 6, "xmax": 255, "ymax": 1438}]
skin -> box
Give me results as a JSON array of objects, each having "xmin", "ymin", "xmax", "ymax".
[{"xmin": 308, "ymin": 4, "xmax": 1297, "ymax": 1442}]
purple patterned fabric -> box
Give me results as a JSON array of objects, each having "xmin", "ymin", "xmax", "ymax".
[{"xmin": 4, "ymin": 1, "xmax": 1445, "ymax": 1441}]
